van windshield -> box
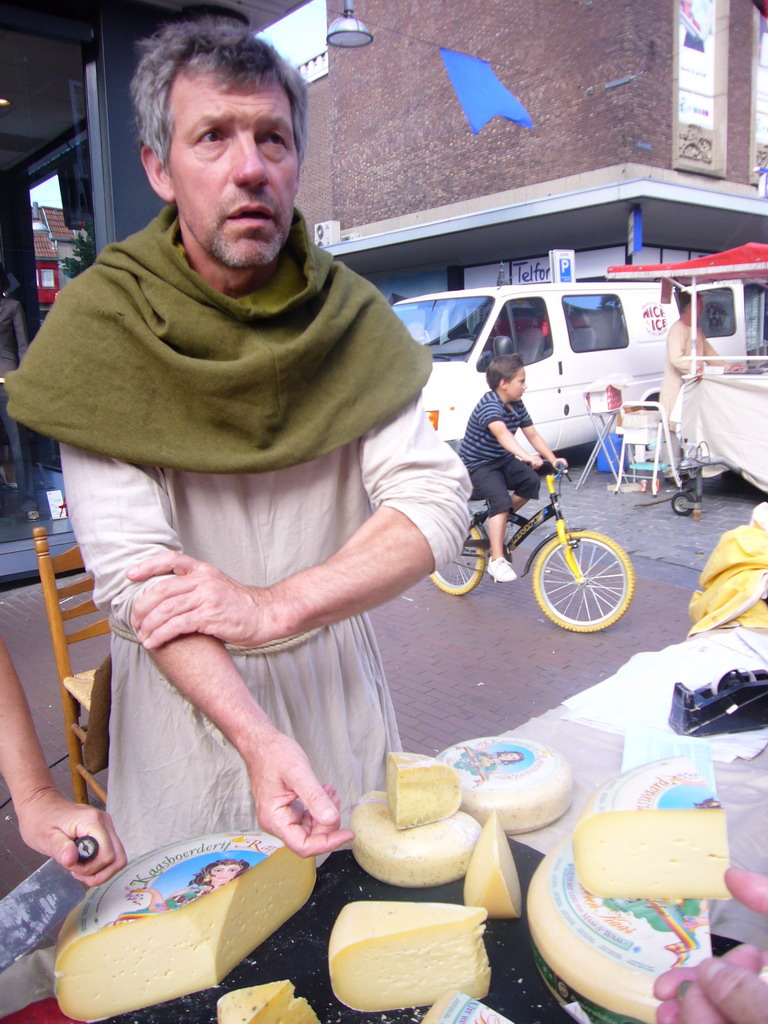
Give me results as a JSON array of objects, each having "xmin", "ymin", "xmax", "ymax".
[{"xmin": 393, "ymin": 296, "xmax": 494, "ymax": 360}]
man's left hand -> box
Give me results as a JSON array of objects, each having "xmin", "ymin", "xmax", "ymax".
[{"xmin": 129, "ymin": 553, "xmax": 266, "ymax": 649}]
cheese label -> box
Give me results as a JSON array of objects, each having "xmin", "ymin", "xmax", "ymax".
[
  {"xmin": 422, "ymin": 991, "xmax": 516, "ymax": 1024},
  {"xmin": 69, "ymin": 831, "xmax": 284, "ymax": 936},
  {"xmin": 437, "ymin": 736, "xmax": 572, "ymax": 833},
  {"xmin": 584, "ymin": 756, "xmax": 720, "ymax": 815},
  {"xmin": 438, "ymin": 737, "xmax": 565, "ymax": 793},
  {"xmin": 548, "ymin": 841, "xmax": 711, "ymax": 976}
]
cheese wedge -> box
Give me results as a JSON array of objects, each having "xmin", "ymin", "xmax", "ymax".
[
  {"xmin": 217, "ymin": 981, "xmax": 319, "ymax": 1024},
  {"xmin": 386, "ymin": 751, "xmax": 461, "ymax": 828},
  {"xmin": 328, "ymin": 901, "xmax": 491, "ymax": 1011},
  {"xmin": 54, "ymin": 831, "xmax": 316, "ymax": 1020},
  {"xmin": 572, "ymin": 808, "xmax": 730, "ymax": 898},
  {"xmin": 463, "ymin": 809, "xmax": 521, "ymax": 918},
  {"xmin": 351, "ymin": 790, "xmax": 481, "ymax": 887}
]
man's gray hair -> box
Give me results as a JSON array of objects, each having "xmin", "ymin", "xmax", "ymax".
[{"xmin": 130, "ymin": 17, "xmax": 308, "ymax": 166}]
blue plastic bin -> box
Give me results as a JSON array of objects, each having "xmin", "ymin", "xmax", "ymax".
[{"xmin": 596, "ymin": 433, "xmax": 625, "ymax": 473}]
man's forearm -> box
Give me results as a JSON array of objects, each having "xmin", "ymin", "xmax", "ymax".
[
  {"xmin": 130, "ymin": 506, "xmax": 438, "ymax": 651},
  {"xmin": 146, "ymin": 633, "xmax": 353, "ymax": 855},
  {"xmin": 147, "ymin": 633, "xmax": 276, "ymax": 762},
  {"xmin": 261, "ymin": 505, "xmax": 435, "ymax": 640}
]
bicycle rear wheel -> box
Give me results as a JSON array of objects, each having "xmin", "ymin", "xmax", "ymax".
[
  {"xmin": 430, "ymin": 525, "xmax": 487, "ymax": 595},
  {"xmin": 531, "ymin": 530, "xmax": 634, "ymax": 632}
]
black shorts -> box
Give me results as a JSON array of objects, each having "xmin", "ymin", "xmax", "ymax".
[{"xmin": 467, "ymin": 455, "xmax": 541, "ymax": 516}]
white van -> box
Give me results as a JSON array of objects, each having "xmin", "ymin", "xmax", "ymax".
[{"xmin": 392, "ymin": 281, "xmax": 749, "ymax": 450}]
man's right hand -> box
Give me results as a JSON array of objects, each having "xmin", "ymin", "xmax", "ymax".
[{"xmin": 129, "ymin": 552, "xmax": 267, "ymax": 649}]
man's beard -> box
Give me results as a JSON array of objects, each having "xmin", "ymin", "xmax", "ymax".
[{"xmin": 206, "ymin": 204, "xmax": 292, "ymax": 270}]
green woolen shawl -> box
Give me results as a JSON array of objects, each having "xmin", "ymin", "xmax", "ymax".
[{"xmin": 6, "ymin": 207, "xmax": 432, "ymax": 474}]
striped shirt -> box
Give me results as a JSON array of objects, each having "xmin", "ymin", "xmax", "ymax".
[{"xmin": 459, "ymin": 391, "xmax": 533, "ymax": 468}]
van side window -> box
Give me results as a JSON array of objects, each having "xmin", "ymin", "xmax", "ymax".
[
  {"xmin": 700, "ymin": 288, "xmax": 735, "ymax": 338},
  {"xmin": 478, "ymin": 297, "xmax": 553, "ymax": 367},
  {"xmin": 563, "ymin": 294, "xmax": 629, "ymax": 352}
]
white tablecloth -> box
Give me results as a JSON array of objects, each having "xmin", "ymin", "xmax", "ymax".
[{"xmin": 681, "ymin": 372, "xmax": 768, "ymax": 493}]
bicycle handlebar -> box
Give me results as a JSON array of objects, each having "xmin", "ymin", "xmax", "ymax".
[{"xmin": 543, "ymin": 458, "xmax": 569, "ymax": 479}]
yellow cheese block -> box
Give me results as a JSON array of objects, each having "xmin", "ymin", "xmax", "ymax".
[
  {"xmin": 216, "ymin": 980, "xmax": 319, "ymax": 1024},
  {"xmin": 328, "ymin": 901, "xmax": 491, "ymax": 1012},
  {"xmin": 386, "ymin": 751, "xmax": 461, "ymax": 829},
  {"xmin": 54, "ymin": 831, "xmax": 316, "ymax": 1020},
  {"xmin": 351, "ymin": 791, "xmax": 481, "ymax": 887},
  {"xmin": 463, "ymin": 809, "xmax": 521, "ymax": 918},
  {"xmin": 572, "ymin": 808, "xmax": 730, "ymax": 898}
]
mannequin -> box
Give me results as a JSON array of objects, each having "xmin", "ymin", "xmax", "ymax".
[{"xmin": 0, "ymin": 265, "xmax": 39, "ymax": 520}]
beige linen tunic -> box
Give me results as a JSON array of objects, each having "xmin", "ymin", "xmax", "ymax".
[
  {"xmin": 660, "ymin": 318, "xmax": 723, "ymax": 426},
  {"xmin": 61, "ymin": 400, "xmax": 470, "ymax": 860}
]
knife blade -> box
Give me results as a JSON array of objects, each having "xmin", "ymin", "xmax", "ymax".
[{"xmin": 0, "ymin": 837, "xmax": 97, "ymax": 972}]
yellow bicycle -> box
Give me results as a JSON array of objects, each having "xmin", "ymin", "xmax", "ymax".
[{"xmin": 431, "ymin": 464, "xmax": 635, "ymax": 632}]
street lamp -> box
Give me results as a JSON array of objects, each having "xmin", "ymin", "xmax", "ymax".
[{"xmin": 326, "ymin": 1, "xmax": 373, "ymax": 47}]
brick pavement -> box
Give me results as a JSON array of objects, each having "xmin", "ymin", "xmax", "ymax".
[{"xmin": 0, "ymin": 459, "xmax": 764, "ymax": 899}]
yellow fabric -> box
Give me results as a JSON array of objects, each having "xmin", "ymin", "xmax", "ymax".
[{"xmin": 688, "ymin": 524, "xmax": 768, "ymax": 636}]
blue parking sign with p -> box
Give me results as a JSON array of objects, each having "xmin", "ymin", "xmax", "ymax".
[{"xmin": 549, "ymin": 249, "xmax": 576, "ymax": 283}]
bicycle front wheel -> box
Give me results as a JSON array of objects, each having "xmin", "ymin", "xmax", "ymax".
[
  {"xmin": 532, "ymin": 530, "xmax": 635, "ymax": 632},
  {"xmin": 430, "ymin": 525, "xmax": 487, "ymax": 596}
]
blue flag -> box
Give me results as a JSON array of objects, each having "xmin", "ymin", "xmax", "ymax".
[{"xmin": 440, "ymin": 48, "xmax": 533, "ymax": 134}]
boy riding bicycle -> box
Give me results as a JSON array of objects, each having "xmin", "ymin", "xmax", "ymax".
[{"xmin": 459, "ymin": 353, "xmax": 568, "ymax": 583}]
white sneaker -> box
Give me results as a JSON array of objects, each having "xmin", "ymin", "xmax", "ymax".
[{"xmin": 488, "ymin": 557, "xmax": 518, "ymax": 583}]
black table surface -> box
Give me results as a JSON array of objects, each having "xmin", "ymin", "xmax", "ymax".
[{"xmin": 108, "ymin": 841, "xmax": 570, "ymax": 1024}]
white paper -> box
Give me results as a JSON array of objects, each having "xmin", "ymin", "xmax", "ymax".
[
  {"xmin": 621, "ymin": 725, "xmax": 717, "ymax": 790},
  {"xmin": 562, "ymin": 628, "xmax": 768, "ymax": 762}
]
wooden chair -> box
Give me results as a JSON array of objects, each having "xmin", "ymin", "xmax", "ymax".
[{"xmin": 33, "ymin": 526, "xmax": 110, "ymax": 804}]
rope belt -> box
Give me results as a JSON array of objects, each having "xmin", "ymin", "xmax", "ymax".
[{"xmin": 109, "ymin": 619, "xmax": 321, "ymax": 655}]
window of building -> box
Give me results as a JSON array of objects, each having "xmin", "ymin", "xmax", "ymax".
[{"xmin": 0, "ymin": 19, "xmax": 90, "ymax": 547}]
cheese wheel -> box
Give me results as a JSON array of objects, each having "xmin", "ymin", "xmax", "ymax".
[
  {"xmin": 463, "ymin": 809, "xmax": 521, "ymax": 918},
  {"xmin": 54, "ymin": 831, "xmax": 315, "ymax": 1020},
  {"xmin": 572, "ymin": 808, "xmax": 730, "ymax": 899},
  {"xmin": 386, "ymin": 751, "xmax": 461, "ymax": 829},
  {"xmin": 351, "ymin": 790, "xmax": 481, "ymax": 887},
  {"xmin": 527, "ymin": 839, "xmax": 713, "ymax": 1024},
  {"xmin": 437, "ymin": 736, "xmax": 572, "ymax": 833},
  {"xmin": 329, "ymin": 901, "xmax": 491, "ymax": 1011},
  {"xmin": 217, "ymin": 981, "xmax": 320, "ymax": 1024}
]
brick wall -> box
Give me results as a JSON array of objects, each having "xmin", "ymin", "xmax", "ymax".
[{"xmin": 298, "ymin": 0, "xmax": 756, "ymax": 231}]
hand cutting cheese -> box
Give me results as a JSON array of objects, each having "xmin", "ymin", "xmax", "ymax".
[{"xmin": 572, "ymin": 808, "xmax": 730, "ymax": 899}]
